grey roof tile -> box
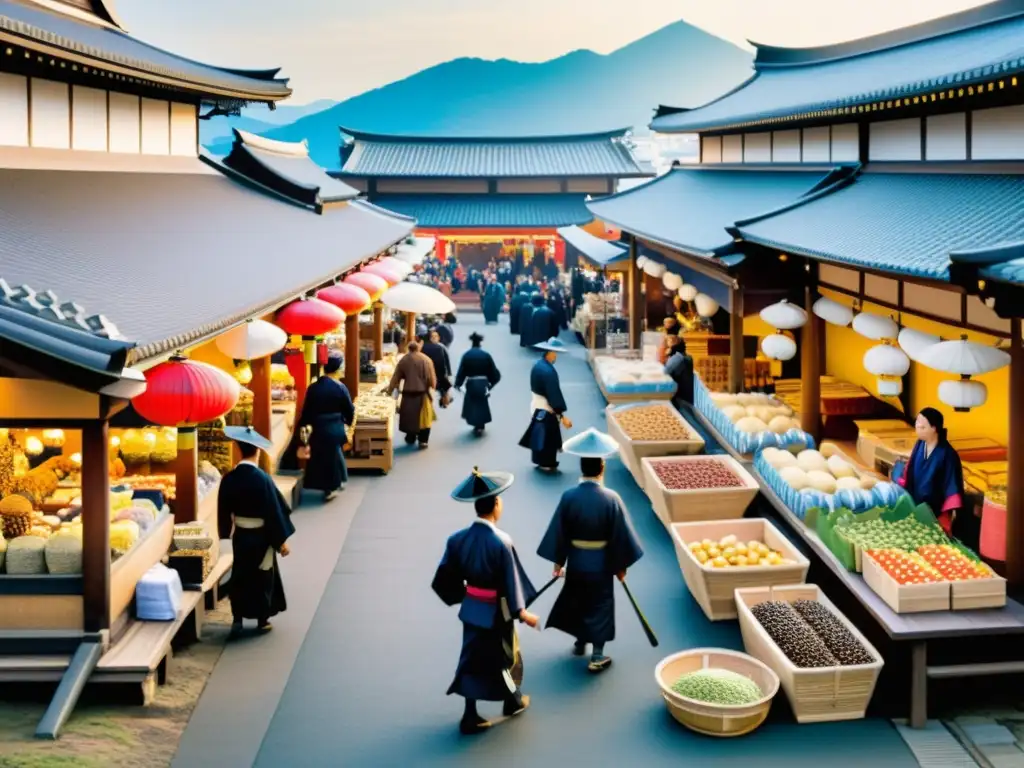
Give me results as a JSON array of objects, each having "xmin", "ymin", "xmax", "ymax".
[
  {"xmin": 370, "ymin": 194, "xmax": 593, "ymax": 228},
  {"xmin": 556, "ymin": 225, "xmax": 627, "ymax": 266}
]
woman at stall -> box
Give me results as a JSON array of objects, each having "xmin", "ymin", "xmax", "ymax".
[
  {"xmin": 297, "ymin": 354, "xmax": 355, "ymax": 502},
  {"xmin": 896, "ymin": 407, "xmax": 967, "ymax": 536},
  {"xmin": 664, "ymin": 335, "xmax": 694, "ymax": 408}
]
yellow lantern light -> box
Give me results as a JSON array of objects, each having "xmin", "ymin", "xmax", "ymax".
[{"xmin": 25, "ymin": 436, "xmax": 43, "ymax": 456}]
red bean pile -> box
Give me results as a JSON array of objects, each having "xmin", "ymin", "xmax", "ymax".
[{"xmin": 651, "ymin": 459, "xmax": 743, "ymax": 490}]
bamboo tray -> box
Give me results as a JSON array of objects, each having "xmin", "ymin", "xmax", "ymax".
[
  {"xmin": 735, "ymin": 584, "xmax": 884, "ymax": 723},
  {"xmin": 641, "ymin": 455, "xmax": 760, "ymax": 526},
  {"xmin": 670, "ymin": 519, "xmax": 810, "ymax": 621},
  {"xmin": 606, "ymin": 403, "xmax": 705, "ymax": 491},
  {"xmin": 595, "ymin": 373, "xmax": 674, "ymax": 405},
  {"xmin": 862, "ymin": 552, "xmax": 1006, "ymax": 612}
]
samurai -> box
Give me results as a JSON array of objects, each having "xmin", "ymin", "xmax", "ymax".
[
  {"xmin": 296, "ymin": 353, "xmax": 354, "ymax": 501},
  {"xmin": 454, "ymin": 331, "xmax": 501, "ymax": 436},
  {"xmin": 518, "ymin": 337, "xmax": 572, "ymax": 473},
  {"xmin": 218, "ymin": 426, "xmax": 296, "ymax": 637},
  {"xmin": 432, "ymin": 468, "xmax": 540, "ymax": 735},
  {"xmin": 517, "ymin": 291, "xmax": 540, "ymax": 347},
  {"xmin": 509, "ymin": 284, "xmax": 530, "ymax": 336},
  {"xmin": 537, "ymin": 429, "xmax": 644, "ymax": 672},
  {"xmin": 482, "ymin": 277, "xmax": 506, "ymax": 324}
]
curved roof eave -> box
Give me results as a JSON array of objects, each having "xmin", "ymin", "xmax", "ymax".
[{"xmin": 338, "ymin": 126, "xmax": 633, "ymax": 144}]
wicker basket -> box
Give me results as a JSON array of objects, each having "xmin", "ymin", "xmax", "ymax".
[
  {"xmin": 641, "ymin": 455, "xmax": 759, "ymax": 526},
  {"xmin": 735, "ymin": 584, "xmax": 884, "ymax": 723},
  {"xmin": 606, "ymin": 403, "xmax": 705, "ymax": 490},
  {"xmin": 670, "ymin": 519, "xmax": 811, "ymax": 621},
  {"xmin": 655, "ymin": 648, "xmax": 779, "ymax": 737}
]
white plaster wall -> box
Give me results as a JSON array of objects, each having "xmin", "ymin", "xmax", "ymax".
[
  {"xmin": 972, "ymin": 105, "xmax": 1024, "ymax": 160},
  {"xmin": 744, "ymin": 132, "xmax": 771, "ymax": 162},
  {"xmin": 802, "ymin": 127, "xmax": 830, "ymax": 162},
  {"xmin": 71, "ymin": 85, "xmax": 107, "ymax": 152},
  {"xmin": 702, "ymin": 135, "xmax": 722, "ymax": 163},
  {"xmin": 925, "ymin": 113, "xmax": 967, "ymax": 161},
  {"xmin": 140, "ymin": 98, "xmax": 169, "ymax": 155},
  {"xmin": 0, "ymin": 73, "xmax": 28, "ymax": 147},
  {"xmin": 108, "ymin": 92, "xmax": 140, "ymax": 154},
  {"xmin": 30, "ymin": 78, "xmax": 70, "ymax": 149},
  {"xmin": 772, "ymin": 129, "xmax": 800, "ymax": 162},
  {"xmin": 869, "ymin": 118, "xmax": 922, "ymax": 161},
  {"xmin": 831, "ymin": 124, "xmax": 860, "ymax": 162},
  {"xmin": 721, "ymin": 134, "xmax": 742, "ymax": 163},
  {"xmin": 169, "ymin": 102, "xmax": 197, "ymax": 156}
]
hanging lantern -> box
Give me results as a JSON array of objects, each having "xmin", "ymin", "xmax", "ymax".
[
  {"xmin": 636, "ymin": 255, "xmax": 649, "ymax": 270},
  {"xmin": 678, "ymin": 284, "xmax": 699, "ymax": 302},
  {"xmin": 863, "ymin": 343, "xmax": 910, "ymax": 399},
  {"xmin": 215, "ymin": 319, "xmax": 288, "ymax": 361},
  {"xmin": 275, "ymin": 297, "xmax": 345, "ymax": 337},
  {"xmin": 812, "ymin": 297, "xmax": 853, "ymax": 327},
  {"xmin": 760, "ymin": 300, "xmax": 808, "ymax": 330},
  {"xmin": 877, "ymin": 378, "xmax": 903, "ymax": 397},
  {"xmin": 376, "ymin": 256, "xmax": 413, "ymax": 277},
  {"xmin": 761, "ymin": 333, "xmax": 797, "ymax": 361},
  {"xmin": 852, "ymin": 311, "xmax": 898, "ymax": 341},
  {"xmin": 344, "ymin": 272, "xmax": 388, "ymax": 301},
  {"xmin": 918, "ymin": 335, "xmax": 1010, "ymax": 376},
  {"xmin": 318, "ymin": 283, "xmax": 372, "ymax": 315},
  {"xmin": 938, "ymin": 378, "xmax": 988, "ymax": 412},
  {"xmin": 695, "ymin": 294, "xmax": 719, "ymax": 317},
  {"xmin": 642, "ymin": 260, "xmax": 666, "ymax": 279},
  {"xmin": 662, "ymin": 272, "xmax": 683, "ymax": 292},
  {"xmin": 361, "ymin": 262, "xmax": 404, "ymax": 286},
  {"xmin": 133, "ymin": 356, "xmax": 241, "ymax": 427},
  {"xmin": 898, "ymin": 327, "xmax": 941, "ymax": 363}
]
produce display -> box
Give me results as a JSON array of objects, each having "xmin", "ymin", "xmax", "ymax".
[
  {"xmin": 865, "ymin": 546, "xmax": 996, "ymax": 584},
  {"xmin": 650, "ymin": 458, "xmax": 743, "ymax": 490},
  {"xmin": 0, "ymin": 493, "xmax": 33, "ymax": 538},
  {"xmin": 44, "ymin": 533, "xmax": 83, "ymax": 575},
  {"xmin": 750, "ymin": 601, "xmax": 838, "ymax": 668},
  {"xmin": 918, "ymin": 545, "xmax": 997, "ymax": 581},
  {"xmin": 271, "ymin": 364, "xmax": 296, "ymax": 402},
  {"xmin": 593, "ymin": 356, "xmax": 675, "ymax": 395},
  {"xmin": 611, "ymin": 404, "xmax": 695, "ymax": 441},
  {"xmin": 693, "ymin": 377, "xmax": 814, "ymax": 455},
  {"xmin": 226, "ymin": 388, "xmax": 255, "ymax": 427},
  {"xmin": 5, "ymin": 536, "xmax": 46, "ymax": 575},
  {"xmin": 790, "ymin": 600, "xmax": 875, "ymax": 666},
  {"xmin": 710, "ymin": 392, "xmax": 800, "ymax": 435},
  {"xmin": 687, "ymin": 534, "xmax": 795, "ymax": 569},
  {"xmin": 199, "ymin": 418, "xmax": 233, "ymax": 475},
  {"xmin": 670, "ymin": 668, "xmax": 763, "ymax": 705},
  {"xmin": 355, "ymin": 391, "xmax": 396, "ymax": 422},
  {"xmin": 837, "ymin": 515, "xmax": 947, "ymax": 553}
]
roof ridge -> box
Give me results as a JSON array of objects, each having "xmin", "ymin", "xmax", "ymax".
[
  {"xmin": 0, "ymin": 277, "xmax": 125, "ymax": 339},
  {"xmin": 339, "ymin": 126, "xmax": 633, "ymax": 144},
  {"xmin": 730, "ymin": 165, "xmax": 861, "ymax": 232}
]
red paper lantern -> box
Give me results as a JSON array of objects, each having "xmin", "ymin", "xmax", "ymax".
[
  {"xmin": 318, "ymin": 283, "xmax": 372, "ymax": 315},
  {"xmin": 344, "ymin": 272, "xmax": 388, "ymax": 301},
  {"xmin": 133, "ymin": 357, "xmax": 241, "ymax": 426},
  {"xmin": 276, "ymin": 297, "xmax": 345, "ymax": 336},
  {"xmin": 361, "ymin": 262, "xmax": 403, "ymax": 286}
]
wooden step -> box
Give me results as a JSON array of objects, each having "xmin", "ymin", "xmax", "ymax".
[{"xmin": 95, "ymin": 591, "xmax": 202, "ymax": 680}]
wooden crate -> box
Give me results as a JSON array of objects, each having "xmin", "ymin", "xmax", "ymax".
[
  {"xmin": 951, "ymin": 575, "xmax": 1008, "ymax": 610},
  {"xmin": 345, "ymin": 418, "xmax": 394, "ymax": 474},
  {"xmin": 606, "ymin": 403, "xmax": 704, "ymax": 491},
  {"xmin": 861, "ymin": 554, "xmax": 951, "ymax": 613},
  {"xmin": 641, "ymin": 455, "xmax": 759, "ymax": 526},
  {"xmin": 670, "ymin": 519, "xmax": 810, "ymax": 621},
  {"xmin": 595, "ymin": 373, "xmax": 674, "ymax": 405},
  {"xmin": 735, "ymin": 584, "xmax": 884, "ymax": 723}
]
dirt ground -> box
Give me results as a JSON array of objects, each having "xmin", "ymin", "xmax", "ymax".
[{"xmin": 0, "ymin": 603, "xmax": 232, "ymax": 768}]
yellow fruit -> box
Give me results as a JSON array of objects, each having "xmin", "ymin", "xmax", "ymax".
[
  {"xmin": 707, "ymin": 547, "xmax": 721, "ymax": 559},
  {"xmin": 735, "ymin": 544, "xmax": 748, "ymax": 555},
  {"xmin": 719, "ymin": 535, "xmax": 738, "ymax": 547},
  {"xmin": 746, "ymin": 554, "xmax": 760, "ymax": 566},
  {"xmin": 727, "ymin": 555, "xmax": 740, "ymax": 565},
  {"xmin": 747, "ymin": 541, "xmax": 760, "ymax": 552},
  {"xmin": 701, "ymin": 539, "xmax": 714, "ymax": 550},
  {"xmin": 723, "ymin": 547, "xmax": 736, "ymax": 559},
  {"xmin": 757, "ymin": 544, "xmax": 771, "ymax": 556},
  {"xmin": 695, "ymin": 550, "xmax": 709, "ymax": 564},
  {"xmin": 711, "ymin": 556, "xmax": 728, "ymax": 568},
  {"xmin": 688, "ymin": 541, "xmax": 703, "ymax": 552}
]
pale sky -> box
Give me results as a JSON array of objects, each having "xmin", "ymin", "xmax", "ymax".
[{"xmin": 116, "ymin": 0, "xmax": 994, "ymax": 104}]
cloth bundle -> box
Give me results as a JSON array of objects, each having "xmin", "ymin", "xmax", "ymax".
[{"xmin": 135, "ymin": 563, "xmax": 183, "ymax": 621}]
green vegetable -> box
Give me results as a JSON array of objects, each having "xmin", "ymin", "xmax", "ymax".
[
  {"xmin": 671, "ymin": 668, "xmax": 763, "ymax": 705},
  {"xmin": 836, "ymin": 515, "xmax": 947, "ymax": 552}
]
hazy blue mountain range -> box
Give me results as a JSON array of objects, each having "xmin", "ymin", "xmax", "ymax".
[{"xmin": 201, "ymin": 21, "xmax": 752, "ymax": 168}]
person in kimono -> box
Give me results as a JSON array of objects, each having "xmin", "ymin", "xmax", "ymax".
[
  {"xmin": 297, "ymin": 354, "xmax": 354, "ymax": 501},
  {"xmin": 387, "ymin": 341, "xmax": 437, "ymax": 448},
  {"xmin": 482, "ymin": 278, "xmax": 506, "ymax": 325},
  {"xmin": 526, "ymin": 293, "xmax": 557, "ymax": 349},
  {"xmin": 519, "ymin": 337, "xmax": 572, "ymax": 472},
  {"xmin": 896, "ymin": 407, "xmax": 967, "ymax": 537},
  {"xmin": 517, "ymin": 291, "xmax": 540, "ymax": 347},
  {"xmin": 537, "ymin": 429, "xmax": 644, "ymax": 672},
  {"xmin": 219, "ymin": 426, "xmax": 295, "ymax": 637},
  {"xmin": 432, "ymin": 468, "xmax": 539, "ymax": 735},
  {"xmin": 421, "ymin": 329, "xmax": 453, "ymax": 408},
  {"xmin": 665, "ymin": 335, "xmax": 694, "ymax": 408},
  {"xmin": 454, "ymin": 332, "xmax": 501, "ymax": 436},
  {"xmin": 546, "ymin": 286, "xmax": 568, "ymax": 332},
  {"xmin": 509, "ymin": 285, "xmax": 530, "ymax": 335}
]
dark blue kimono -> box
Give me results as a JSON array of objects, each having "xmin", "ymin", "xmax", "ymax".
[
  {"xmin": 482, "ymin": 283, "xmax": 506, "ymax": 324},
  {"xmin": 896, "ymin": 439, "xmax": 966, "ymax": 534},
  {"xmin": 537, "ymin": 482, "xmax": 643, "ymax": 643},
  {"xmin": 527, "ymin": 302, "xmax": 558, "ymax": 348},
  {"xmin": 518, "ymin": 296, "xmax": 540, "ymax": 347},
  {"xmin": 546, "ymin": 290, "xmax": 568, "ymax": 331},
  {"xmin": 518, "ymin": 358, "xmax": 567, "ymax": 467},
  {"xmin": 421, "ymin": 340, "xmax": 453, "ymax": 395},
  {"xmin": 297, "ymin": 376, "xmax": 354, "ymax": 492},
  {"xmin": 432, "ymin": 520, "xmax": 538, "ymax": 701},
  {"xmin": 509, "ymin": 291, "xmax": 529, "ymax": 335},
  {"xmin": 454, "ymin": 347, "xmax": 501, "ymax": 429}
]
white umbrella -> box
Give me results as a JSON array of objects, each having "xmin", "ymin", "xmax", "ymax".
[
  {"xmin": 380, "ymin": 282, "xmax": 456, "ymax": 315},
  {"xmin": 216, "ymin": 318, "xmax": 288, "ymax": 360},
  {"xmin": 918, "ymin": 336, "xmax": 1010, "ymax": 376}
]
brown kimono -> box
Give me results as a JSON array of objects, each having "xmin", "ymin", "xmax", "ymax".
[{"xmin": 388, "ymin": 350, "xmax": 437, "ymax": 441}]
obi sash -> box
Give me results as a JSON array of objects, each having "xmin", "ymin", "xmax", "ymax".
[
  {"xmin": 567, "ymin": 539, "xmax": 608, "ymax": 574},
  {"xmin": 234, "ymin": 516, "xmax": 274, "ymax": 570},
  {"xmin": 530, "ymin": 393, "xmax": 553, "ymax": 414},
  {"xmin": 462, "ymin": 584, "xmax": 512, "ymax": 627},
  {"xmin": 465, "ymin": 376, "xmax": 490, "ymax": 398}
]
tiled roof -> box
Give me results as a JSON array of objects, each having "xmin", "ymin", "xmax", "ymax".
[
  {"xmin": 736, "ymin": 171, "xmax": 1024, "ymax": 280},
  {"xmin": 0, "ymin": 165, "xmax": 413, "ymax": 362},
  {"xmin": 0, "ymin": 0, "xmax": 290, "ymax": 101},
  {"xmin": 223, "ymin": 130, "xmax": 360, "ymax": 207},
  {"xmin": 340, "ymin": 128, "xmax": 646, "ymax": 178},
  {"xmin": 585, "ymin": 167, "xmax": 839, "ymax": 259},
  {"xmin": 949, "ymin": 242, "xmax": 1024, "ymax": 287},
  {"xmin": 556, "ymin": 225, "xmax": 627, "ymax": 266},
  {"xmin": 370, "ymin": 194, "xmax": 593, "ymax": 228},
  {"xmin": 651, "ymin": 1, "xmax": 1024, "ymax": 133}
]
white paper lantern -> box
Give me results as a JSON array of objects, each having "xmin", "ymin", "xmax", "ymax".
[
  {"xmin": 761, "ymin": 333, "xmax": 797, "ymax": 361},
  {"xmin": 635, "ymin": 255, "xmax": 649, "ymax": 270},
  {"xmin": 863, "ymin": 344, "xmax": 910, "ymax": 377},
  {"xmin": 852, "ymin": 311, "xmax": 898, "ymax": 341},
  {"xmin": 216, "ymin": 319, "xmax": 288, "ymax": 360},
  {"xmin": 812, "ymin": 297, "xmax": 853, "ymax": 326},
  {"xmin": 760, "ymin": 300, "xmax": 808, "ymax": 330},
  {"xmin": 938, "ymin": 379, "xmax": 987, "ymax": 411},
  {"xmin": 898, "ymin": 327, "xmax": 941, "ymax": 363},
  {"xmin": 695, "ymin": 293, "xmax": 719, "ymax": 317},
  {"xmin": 643, "ymin": 260, "xmax": 666, "ymax": 278},
  {"xmin": 663, "ymin": 272, "xmax": 683, "ymax": 291},
  {"xmin": 678, "ymin": 284, "xmax": 699, "ymax": 302},
  {"xmin": 918, "ymin": 336, "xmax": 1010, "ymax": 376},
  {"xmin": 876, "ymin": 378, "xmax": 903, "ymax": 397}
]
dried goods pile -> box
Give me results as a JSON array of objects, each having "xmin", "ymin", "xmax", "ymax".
[
  {"xmin": 709, "ymin": 392, "xmax": 799, "ymax": 434},
  {"xmin": 613, "ymin": 404, "xmax": 693, "ymax": 441},
  {"xmin": 650, "ymin": 458, "xmax": 743, "ymax": 490},
  {"xmin": 838, "ymin": 515, "xmax": 947, "ymax": 552},
  {"xmin": 791, "ymin": 600, "xmax": 875, "ymax": 666},
  {"xmin": 670, "ymin": 667, "xmax": 763, "ymax": 705},
  {"xmin": 687, "ymin": 533, "xmax": 794, "ymax": 569},
  {"xmin": 355, "ymin": 391, "xmax": 396, "ymax": 421},
  {"xmin": 866, "ymin": 546, "xmax": 996, "ymax": 584},
  {"xmin": 749, "ymin": 600, "xmax": 872, "ymax": 668}
]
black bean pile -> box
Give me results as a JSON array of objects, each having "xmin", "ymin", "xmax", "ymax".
[
  {"xmin": 750, "ymin": 601, "xmax": 838, "ymax": 668},
  {"xmin": 791, "ymin": 600, "xmax": 874, "ymax": 666}
]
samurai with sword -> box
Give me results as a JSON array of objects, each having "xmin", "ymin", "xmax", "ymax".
[
  {"xmin": 432, "ymin": 467, "xmax": 540, "ymax": 735},
  {"xmin": 537, "ymin": 428, "xmax": 645, "ymax": 672}
]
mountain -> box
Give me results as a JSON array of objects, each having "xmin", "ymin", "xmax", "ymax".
[{"xmin": 201, "ymin": 21, "xmax": 752, "ymax": 167}]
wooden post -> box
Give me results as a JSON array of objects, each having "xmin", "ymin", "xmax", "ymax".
[
  {"xmin": 729, "ymin": 287, "xmax": 745, "ymax": 394},
  {"xmin": 1007, "ymin": 318, "xmax": 1024, "ymax": 585},
  {"xmin": 81, "ymin": 420, "xmax": 111, "ymax": 633},
  {"xmin": 372, "ymin": 303, "xmax": 384, "ymax": 360},
  {"xmin": 345, "ymin": 313, "xmax": 361, "ymax": 402},
  {"xmin": 801, "ymin": 280, "xmax": 823, "ymax": 441},
  {"xmin": 250, "ymin": 356, "xmax": 273, "ymax": 473},
  {"xmin": 404, "ymin": 312, "xmax": 417, "ymax": 351},
  {"xmin": 173, "ymin": 427, "xmax": 199, "ymax": 524},
  {"xmin": 628, "ymin": 238, "xmax": 642, "ymax": 350}
]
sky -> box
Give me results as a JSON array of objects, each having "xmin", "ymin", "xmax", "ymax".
[{"xmin": 116, "ymin": 0, "xmax": 995, "ymax": 104}]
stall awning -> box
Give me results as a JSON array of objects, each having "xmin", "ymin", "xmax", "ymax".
[
  {"xmin": 0, "ymin": 163, "xmax": 414, "ymax": 363},
  {"xmin": 585, "ymin": 167, "xmax": 842, "ymax": 262},
  {"xmin": 736, "ymin": 171, "xmax": 1024, "ymax": 281},
  {"xmin": 392, "ymin": 236, "xmax": 438, "ymax": 266},
  {"xmin": 556, "ymin": 225, "xmax": 627, "ymax": 267},
  {"xmin": 370, "ymin": 194, "xmax": 593, "ymax": 229}
]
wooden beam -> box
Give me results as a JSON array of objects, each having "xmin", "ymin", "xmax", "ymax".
[
  {"xmin": 173, "ymin": 427, "xmax": 199, "ymax": 524},
  {"xmin": 729, "ymin": 287, "xmax": 745, "ymax": 394},
  {"xmin": 81, "ymin": 420, "xmax": 110, "ymax": 633},
  {"xmin": 800, "ymin": 277, "xmax": 822, "ymax": 440},
  {"xmin": 344, "ymin": 314, "xmax": 360, "ymax": 402},
  {"xmin": 250, "ymin": 356, "xmax": 272, "ymax": 474},
  {"xmin": 404, "ymin": 312, "xmax": 417, "ymax": 353},
  {"xmin": 372, "ymin": 304, "xmax": 384, "ymax": 361},
  {"xmin": 1007, "ymin": 318, "xmax": 1024, "ymax": 586},
  {"xmin": 628, "ymin": 238, "xmax": 642, "ymax": 350}
]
